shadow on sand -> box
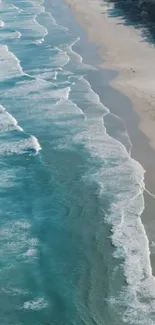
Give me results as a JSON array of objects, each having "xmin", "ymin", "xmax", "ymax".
[{"xmin": 101, "ymin": 0, "xmax": 155, "ymax": 45}]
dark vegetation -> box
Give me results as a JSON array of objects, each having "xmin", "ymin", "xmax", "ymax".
[{"xmin": 104, "ymin": 0, "xmax": 155, "ymax": 43}]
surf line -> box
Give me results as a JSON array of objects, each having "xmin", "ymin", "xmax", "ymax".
[{"xmin": 144, "ymin": 187, "xmax": 155, "ymax": 200}]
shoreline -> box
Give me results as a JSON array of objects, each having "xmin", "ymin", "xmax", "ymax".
[
  {"xmin": 66, "ymin": 0, "xmax": 155, "ymax": 153},
  {"xmin": 59, "ymin": 0, "xmax": 155, "ymax": 274},
  {"xmin": 73, "ymin": 45, "xmax": 155, "ymax": 274},
  {"xmin": 63, "ymin": 0, "xmax": 155, "ymax": 200}
]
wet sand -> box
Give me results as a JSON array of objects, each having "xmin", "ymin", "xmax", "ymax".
[
  {"xmin": 73, "ymin": 40, "xmax": 155, "ymax": 274},
  {"xmin": 61, "ymin": 0, "xmax": 155, "ymax": 273},
  {"xmin": 66, "ymin": 0, "xmax": 155, "ymax": 153}
]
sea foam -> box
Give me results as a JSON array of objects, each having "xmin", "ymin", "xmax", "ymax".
[
  {"xmin": 66, "ymin": 43, "xmax": 155, "ymax": 322},
  {"xmin": 23, "ymin": 298, "xmax": 48, "ymax": 310},
  {"xmin": 0, "ymin": 20, "xmax": 4, "ymax": 27},
  {"xmin": 0, "ymin": 45, "xmax": 23, "ymax": 81},
  {"xmin": 0, "ymin": 0, "xmax": 154, "ymax": 323},
  {"xmin": 0, "ymin": 105, "xmax": 23, "ymax": 132}
]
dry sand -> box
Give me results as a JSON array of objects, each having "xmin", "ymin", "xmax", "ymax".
[{"xmin": 66, "ymin": 0, "xmax": 155, "ymax": 151}]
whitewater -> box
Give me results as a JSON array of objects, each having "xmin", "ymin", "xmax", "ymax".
[{"xmin": 0, "ymin": 0, "xmax": 154, "ymax": 324}]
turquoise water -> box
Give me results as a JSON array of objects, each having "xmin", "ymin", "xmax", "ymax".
[{"xmin": 0, "ymin": 0, "xmax": 155, "ymax": 324}]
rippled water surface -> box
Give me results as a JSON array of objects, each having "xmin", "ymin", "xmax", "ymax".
[{"xmin": 0, "ymin": 0, "xmax": 154, "ymax": 324}]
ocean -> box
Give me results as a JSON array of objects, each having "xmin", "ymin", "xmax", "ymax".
[{"xmin": 0, "ymin": 0, "xmax": 155, "ymax": 324}]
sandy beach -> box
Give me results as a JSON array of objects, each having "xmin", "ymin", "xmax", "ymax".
[
  {"xmin": 66, "ymin": 0, "xmax": 155, "ymax": 151},
  {"xmin": 64, "ymin": 0, "xmax": 155, "ymax": 271},
  {"xmin": 1, "ymin": 0, "xmax": 155, "ymax": 322}
]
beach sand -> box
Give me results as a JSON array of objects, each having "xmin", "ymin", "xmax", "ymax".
[
  {"xmin": 64, "ymin": 0, "xmax": 155, "ymax": 272},
  {"xmin": 66, "ymin": 0, "xmax": 155, "ymax": 151}
]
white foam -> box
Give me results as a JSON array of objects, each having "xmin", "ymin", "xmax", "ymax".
[
  {"xmin": 0, "ymin": 104, "xmax": 23, "ymax": 132},
  {"xmin": 0, "ymin": 104, "xmax": 41, "ymax": 156},
  {"xmin": 1, "ymin": 286, "xmax": 29, "ymax": 296},
  {"xmin": 53, "ymin": 98, "xmax": 86, "ymax": 126},
  {"xmin": 71, "ymin": 76, "xmax": 109, "ymax": 118},
  {"xmin": 64, "ymin": 38, "xmax": 97, "ymax": 71},
  {"xmin": 75, "ymin": 118, "xmax": 155, "ymax": 324},
  {"xmin": 145, "ymin": 187, "xmax": 155, "ymax": 200},
  {"xmin": 11, "ymin": 4, "xmax": 23, "ymax": 13},
  {"xmin": 0, "ymin": 45, "xmax": 24, "ymax": 81},
  {"xmin": 3, "ymin": 76, "xmax": 70, "ymax": 105},
  {"xmin": 30, "ymin": 135, "xmax": 42, "ymax": 153},
  {"xmin": 10, "ymin": 8, "xmax": 47, "ymax": 39},
  {"xmin": 23, "ymin": 236, "xmax": 39, "ymax": 259},
  {"xmin": 23, "ymin": 298, "xmax": 48, "ymax": 310},
  {"xmin": 0, "ymin": 168, "xmax": 16, "ymax": 189},
  {"xmin": 51, "ymin": 86, "xmax": 71, "ymax": 99},
  {"xmin": 108, "ymin": 112, "xmax": 133, "ymax": 154},
  {"xmin": 78, "ymin": 121, "xmax": 153, "ymax": 323},
  {"xmin": 0, "ymin": 135, "xmax": 41, "ymax": 156},
  {"xmin": 29, "ymin": 237, "xmax": 39, "ymax": 246},
  {"xmin": 0, "ymin": 221, "xmax": 31, "ymax": 238},
  {"xmin": 44, "ymin": 10, "xmax": 68, "ymax": 32},
  {"xmin": 53, "ymin": 71, "xmax": 58, "ymax": 80},
  {"xmin": 52, "ymin": 47, "xmax": 70, "ymax": 68},
  {"xmin": 24, "ymin": 248, "xmax": 38, "ymax": 257},
  {"xmin": 14, "ymin": 221, "xmax": 31, "ymax": 230},
  {"xmin": 0, "ymin": 219, "xmax": 32, "ymax": 261},
  {"xmin": 35, "ymin": 38, "xmax": 44, "ymax": 44},
  {"xmin": 31, "ymin": 0, "xmax": 46, "ymax": 14},
  {"xmin": 64, "ymin": 72, "xmax": 155, "ymax": 322},
  {"xmin": 16, "ymin": 30, "xmax": 21, "ymax": 39},
  {"xmin": 0, "ymin": 20, "xmax": 4, "ymax": 27},
  {"xmin": 33, "ymin": 14, "xmax": 48, "ymax": 38},
  {"xmin": 84, "ymin": 78, "xmax": 108, "ymax": 106},
  {"xmin": 108, "ymin": 197, "xmax": 155, "ymax": 324},
  {"xmin": 0, "ymin": 1, "xmax": 153, "ymax": 322},
  {"xmin": 28, "ymin": 68, "xmax": 58, "ymax": 81}
]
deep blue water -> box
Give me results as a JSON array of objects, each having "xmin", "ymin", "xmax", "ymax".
[{"xmin": 0, "ymin": 0, "xmax": 154, "ymax": 324}]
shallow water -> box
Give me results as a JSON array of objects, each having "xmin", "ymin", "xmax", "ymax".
[{"xmin": 0, "ymin": 0, "xmax": 155, "ymax": 324}]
